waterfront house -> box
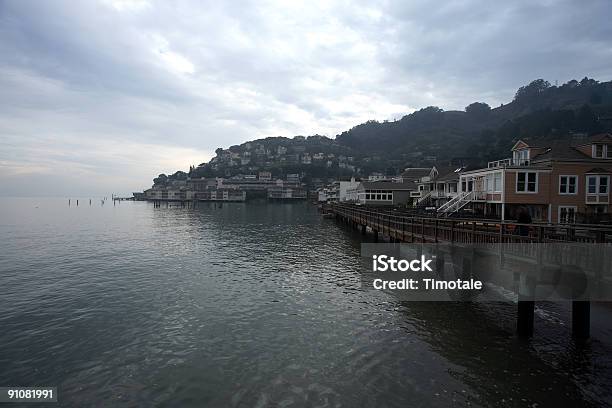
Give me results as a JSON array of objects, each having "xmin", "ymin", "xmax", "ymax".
[
  {"xmin": 414, "ymin": 165, "xmax": 463, "ymax": 208},
  {"xmin": 354, "ymin": 180, "xmax": 417, "ymax": 206},
  {"xmin": 318, "ymin": 185, "xmax": 338, "ymax": 202},
  {"xmin": 318, "ymin": 177, "xmax": 361, "ymax": 203},
  {"xmin": 339, "ymin": 177, "xmax": 360, "ymax": 202},
  {"xmin": 444, "ymin": 134, "xmax": 612, "ymax": 222},
  {"xmin": 196, "ymin": 188, "xmax": 246, "ymax": 201},
  {"xmin": 399, "ymin": 167, "xmax": 433, "ymax": 201},
  {"xmin": 268, "ymin": 185, "xmax": 307, "ymax": 200}
]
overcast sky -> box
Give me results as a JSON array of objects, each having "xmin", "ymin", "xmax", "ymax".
[{"xmin": 1, "ymin": 0, "xmax": 611, "ymax": 196}]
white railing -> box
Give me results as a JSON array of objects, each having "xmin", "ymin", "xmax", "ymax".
[
  {"xmin": 488, "ymin": 158, "xmax": 512, "ymax": 168},
  {"xmin": 488, "ymin": 158, "xmax": 533, "ymax": 168},
  {"xmin": 437, "ymin": 191, "xmax": 474, "ymax": 214},
  {"xmin": 416, "ymin": 190, "xmax": 433, "ymax": 204},
  {"xmin": 437, "ymin": 191, "xmax": 466, "ymax": 212}
]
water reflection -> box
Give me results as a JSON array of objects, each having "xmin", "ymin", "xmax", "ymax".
[{"xmin": 0, "ymin": 199, "xmax": 610, "ymax": 407}]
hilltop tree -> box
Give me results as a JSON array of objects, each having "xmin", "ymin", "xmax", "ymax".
[
  {"xmin": 514, "ymin": 79, "xmax": 551, "ymax": 103},
  {"xmin": 153, "ymin": 174, "xmax": 168, "ymax": 185},
  {"xmin": 465, "ymin": 102, "xmax": 491, "ymax": 117},
  {"xmin": 170, "ymin": 171, "xmax": 188, "ymax": 181}
]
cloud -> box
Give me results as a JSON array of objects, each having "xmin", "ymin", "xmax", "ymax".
[{"xmin": 0, "ymin": 0, "xmax": 610, "ymax": 195}]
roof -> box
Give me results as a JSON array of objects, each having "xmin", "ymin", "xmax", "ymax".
[
  {"xmin": 433, "ymin": 164, "xmax": 460, "ymax": 178},
  {"xmin": 437, "ymin": 171, "xmax": 461, "ymax": 182},
  {"xmin": 360, "ymin": 181, "xmax": 417, "ymax": 191},
  {"xmin": 511, "ymin": 139, "xmax": 545, "ymax": 151},
  {"xmin": 585, "ymin": 168, "xmax": 612, "ymax": 174},
  {"xmin": 530, "ymin": 141, "xmax": 589, "ymax": 162},
  {"xmin": 401, "ymin": 167, "xmax": 432, "ymax": 180},
  {"xmin": 460, "ymin": 165, "xmax": 552, "ymax": 175},
  {"xmin": 588, "ymin": 133, "xmax": 612, "ymax": 143},
  {"xmin": 531, "ymin": 134, "xmax": 612, "ymax": 162}
]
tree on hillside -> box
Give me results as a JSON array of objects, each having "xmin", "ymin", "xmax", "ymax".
[
  {"xmin": 580, "ymin": 77, "xmax": 599, "ymax": 87},
  {"xmin": 514, "ymin": 79, "xmax": 551, "ymax": 103},
  {"xmin": 576, "ymin": 104, "xmax": 601, "ymax": 133},
  {"xmin": 153, "ymin": 174, "xmax": 168, "ymax": 185},
  {"xmin": 415, "ymin": 106, "xmax": 443, "ymax": 115},
  {"xmin": 410, "ymin": 106, "xmax": 444, "ymax": 125},
  {"xmin": 170, "ymin": 171, "xmax": 188, "ymax": 181},
  {"xmin": 465, "ymin": 102, "xmax": 491, "ymax": 117}
]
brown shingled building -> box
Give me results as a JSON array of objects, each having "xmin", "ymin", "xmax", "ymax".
[{"xmin": 444, "ymin": 134, "xmax": 612, "ymax": 223}]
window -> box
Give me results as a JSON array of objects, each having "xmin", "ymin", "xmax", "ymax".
[
  {"xmin": 600, "ymin": 176, "xmax": 609, "ymax": 194},
  {"xmin": 587, "ymin": 175, "xmax": 609, "ymax": 195},
  {"xmin": 588, "ymin": 176, "xmax": 596, "ymax": 194},
  {"xmin": 485, "ymin": 174, "xmax": 500, "ymax": 192},
  {"xmin": 559, "ymin": 206, "xmax": 577, "ymax": 224},
  {"xmin": 493, "ymin": 172, "xmax": 502, "ymax": 192},
  {"xmin": 593, "ymin": 144, "xmax": 605, "ymax": 158},
  {"xmin": 514, "ymin": 149, "xmax": 529, "ymax": 165},
  {"xmin": 516, "ymin": 172, "xmax": 537, "ymax": 193},
  {"xmin": 559, "ymin": 175, "xmax": 578, "ymax": 194},
  {"xmin": 592, "ymin": 144, "xmax": 611, "ymax": 158}
]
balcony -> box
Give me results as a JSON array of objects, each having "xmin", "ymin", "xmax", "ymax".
[
  {"xmin": 487, "ymin": 158, "xmax": 531, "ymax": 168},
  {"xmin": 487, "ymin": 158, "xmax": 512, "ymax": 168}
]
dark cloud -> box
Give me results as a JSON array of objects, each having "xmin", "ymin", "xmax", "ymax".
[{"xmin": 0, "ymin": 0, "xmax": 610, "ymax": 195}]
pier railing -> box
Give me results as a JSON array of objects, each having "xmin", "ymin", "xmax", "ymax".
[{"xmin": 329, "ymin": 203, "xmax": 611, "ymax": 244}]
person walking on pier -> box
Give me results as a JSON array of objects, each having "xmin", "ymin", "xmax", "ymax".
[{"xmin": 517, "ymin": 206, "xmax": 532, "ymax": 237}]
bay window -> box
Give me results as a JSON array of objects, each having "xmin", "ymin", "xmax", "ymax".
[{"xmin": 587, "ymin": 175, "xmax": 609, "ymax": 195}]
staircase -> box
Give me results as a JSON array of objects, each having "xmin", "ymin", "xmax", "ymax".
[
  {"xmin": 437, "ymin": 191, "xmax": 474, "ymax": 216},
  {"xmin": 416, "ymin": 190, "xmax": 433, "ymax": 207}
]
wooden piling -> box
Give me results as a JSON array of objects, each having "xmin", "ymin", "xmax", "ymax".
[
  {"xmin": 517, "ymin": 300, "xmax": 535, "ymax": 337},
  {"xmin": 572, "ymin": 301, "xmax": 590, "ymax": 339}
]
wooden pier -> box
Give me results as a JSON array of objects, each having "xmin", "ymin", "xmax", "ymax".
[
  {"xmin": 328, "ymin": 203, "xmax": 611, "ymax": 244},
  {"xmin": 327, "ymin": 203, "xmax": 612, "ymax": 339}
]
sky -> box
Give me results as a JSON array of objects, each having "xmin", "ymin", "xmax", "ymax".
[{"xmin": 1, "ymin": 0, "xmax": 611, "ymax": 196}]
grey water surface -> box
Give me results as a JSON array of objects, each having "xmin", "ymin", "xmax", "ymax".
[{"xmin": 1, "ymin": 198, "xmax": 611, "ymax": 407}]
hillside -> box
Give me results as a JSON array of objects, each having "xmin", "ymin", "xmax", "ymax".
[
  {"xmin": 336, "ymin": 78, "xmax": 612, "ymax": 163},
  {"xmin": 158, "ymin": 77, "xmax": 612, "ymax": 185}
]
